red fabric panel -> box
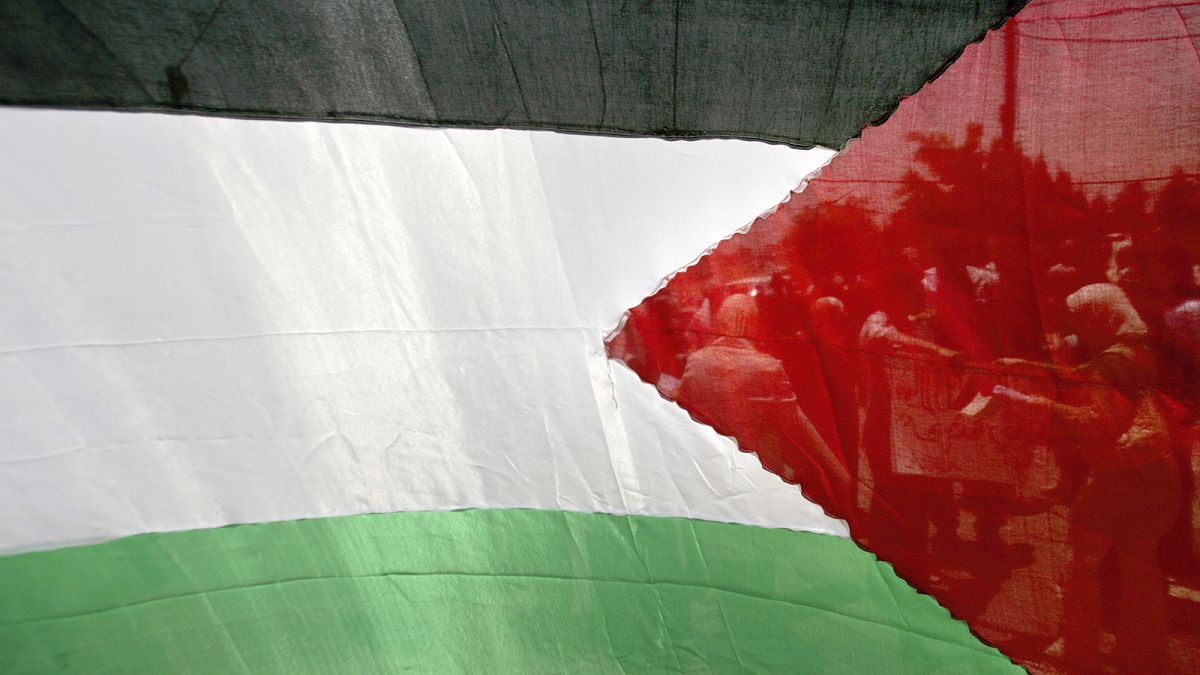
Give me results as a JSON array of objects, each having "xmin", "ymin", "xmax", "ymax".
[{"xmin": 609, "ymin": 2, "xmax": 1200, "ymax": 672}]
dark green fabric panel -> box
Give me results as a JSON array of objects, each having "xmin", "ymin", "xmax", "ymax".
[
  {"xmin": 0, "ymin": 509, "xmax": 1018, "ymax": 673},
  {"xmin": 0, "ymin": 1, "xmax": 1025, "ymax": 148}
]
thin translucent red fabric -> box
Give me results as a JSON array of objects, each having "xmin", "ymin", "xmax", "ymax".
[{"xmin": 609, "ymin": 1, "xmax": 1200, "ymax": 672}]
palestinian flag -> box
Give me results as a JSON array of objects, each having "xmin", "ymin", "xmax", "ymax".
[{"xmin": 1, "ymin": 1, "xmax": 1196, "ymax": 673}]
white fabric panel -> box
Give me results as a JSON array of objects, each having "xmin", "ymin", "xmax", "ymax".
[{"xmin": 0, "ymin": 109, "xmax": 842, "ymax": 553}]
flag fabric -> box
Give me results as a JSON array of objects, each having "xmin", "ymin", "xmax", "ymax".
[
  {"xmin": 612, "ymin": 0, "xmax": 1200, "ymax": 672},
  {"xmin": 0, "ymin": 111, "xmax": 838, "ymax": 555},
  {"xmin": 1, "ymin": 510, "xmax": 1013, "ymax": 673},
  {"xmin": 4, "ymin": 1, "xmax": 1194, "ymax": 674},
  {"xmin": 0, "ymin": 114, "xmax": 1010, "ymax": 671},
  {"xmin": 0, "ymin": 0, "xmax": 1022, "ymax": 148}
]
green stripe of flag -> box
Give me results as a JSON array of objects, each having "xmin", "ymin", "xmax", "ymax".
[{"xmin": 0, "ymin": 509, "xmax": 1016, "ymax": 673}]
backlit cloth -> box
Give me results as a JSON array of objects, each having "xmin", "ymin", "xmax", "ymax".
[
  {"xmin": 0, "ymin": 0, "xmax": 1022, "ymax": 149},
  {"xmin": 610, "ymin": 1, "xmax": 1200, "ymax": 672}
]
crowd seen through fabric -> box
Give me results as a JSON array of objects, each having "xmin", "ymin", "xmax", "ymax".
[{"xmin": 610, "ymin": 3, "xmax": 1200, "ymax": 671}]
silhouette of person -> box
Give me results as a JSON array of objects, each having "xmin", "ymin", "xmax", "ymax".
[
  {"xmin": 807, "ymin": 296, "xmax": 864, "ymax": 493},
  {"xmin": 677, "ymin": 294, "xmax": 854, "ymax": 513},
  {"xmin": 855, "ymin": 310, "xmax": 963, "ymax": 570},
  {"xmin": 994, "ymin": 283, "xmax": 1182, "ymax": 672}
]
